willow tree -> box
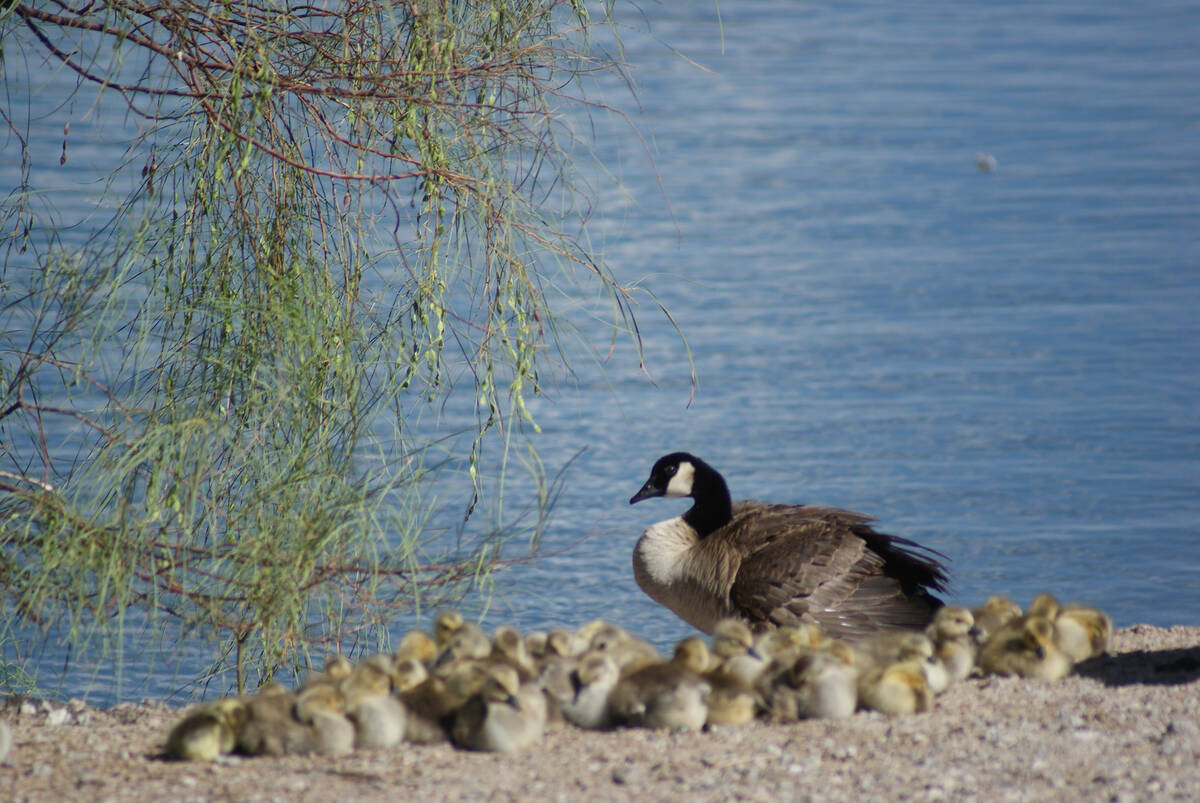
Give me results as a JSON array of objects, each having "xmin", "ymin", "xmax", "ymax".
[{"xmin": 0, "ymin": 1, "xmax": 648, "ymax": 693}]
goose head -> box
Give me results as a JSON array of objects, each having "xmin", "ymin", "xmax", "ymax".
[
  {"xmin": 630, "ymin": 453, "xmax": 734, "ymax": 537},
  {"xmin": 630, "ymin": 452, "xmax": 704, "ymax": 501}
]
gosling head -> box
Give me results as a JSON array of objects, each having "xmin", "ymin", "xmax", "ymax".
[
  {"xmin": 711, "ymin": 618, "xmax": 759, "ymax": 660},
  {"xmin": 393, "ymin": 658, "xmax": 430, "ymax": 692},
  {"xmin": 395, "ymin": 630, "xmax": 437, "ymax": 664},
  {"xmin": 1028, "ymin": 593, "xmax": 1061, "ymax": 620},
  {"xmin": 672, "ymin": 637, "xmax": 712, "ymax": 674},
  {"xmin": 1022, "ymin": 616, "xmax": 1057, "ymax": 659},
  {"xmin": 483, "ymin": 665, "xmax": 522, "ymax": 708},
  {"xmin": 434, "ymin": 609, "xmax": 466, "ymax": 647},
  {"xmin": 928, "ymin": 606, "xmax": 979, "ymax": 641}
]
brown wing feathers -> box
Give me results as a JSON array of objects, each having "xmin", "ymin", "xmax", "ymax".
[{"xmin": 723, "ymin": 502, "xmax": 947, "ymax": 639}]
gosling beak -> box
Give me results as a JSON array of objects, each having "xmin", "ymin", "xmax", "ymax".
[{"xmin": 1034, "ymin": 645, "xmax": 1046, "ymax": 660}]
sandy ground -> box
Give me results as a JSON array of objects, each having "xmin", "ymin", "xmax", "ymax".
[{"xmin": 2, "ymin": 624, "xmax": 1199, "ymax": 802}]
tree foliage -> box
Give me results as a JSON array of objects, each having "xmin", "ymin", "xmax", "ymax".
[{"xmin": 0, "ymin": 1, "xmax": 645, "ymax": 694}]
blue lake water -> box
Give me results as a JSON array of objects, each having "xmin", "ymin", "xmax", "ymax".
[{"xmin": 3, "ymin": 1, "xmax": 1199, "ymax": 704}]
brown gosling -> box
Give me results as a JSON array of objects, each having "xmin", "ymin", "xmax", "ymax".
[
  {"xmin": 237, "ymin": 686, "xmax": 313, "ymax": 757},
  {"xmin": 1028, "ymin": 592, "xmax": 1061, "ymax": 619},
  {"xmin": 979, "ymin": 615, "xmax": 1072, "ymax": 681},
  {"xmin": 574, "ymin": 618, "xmax": 611, "ymax": 645},
  {"xmin": 853, "ymin": 630, "xmax": 934, "ymax": 664},
  {"xmin": 394, "ymin": 630, "xmax": 438, "ymax": 666},
  {"xmin": 1055, "ymin": 603, "xmax": 1113, "ymax": 661},
  {"xmin": 451, "ymin": 664, "xmax": 547, "ymax": 752},
  {"xmin": 434, "ymin": 609, "xmax": 466, "ymax": 649},
  {"xmin": 393, "ymin": 658, "xmax": 451, "ymax": 744},
  {"xmin": 971, "ymin": 595, "xmax": 1023, "ymax": 644},
  {"xmin": 854, "ymin": 630, "xmax": 949, "ymax": 694},
  {"xmin": 397, "ymin": 657, "xmax": 492, "ymax": 744},
  {"xmin": 490, "ymin": 625, "xmax": 537, "ymax": 681},
  {"xmin": 858, "ymin": 660, "xmax": 933, "ymax": 716},
  {"xmin": 608, "ymin": 637, "xmax": 712, "ymax": 732},
  {"xmin": 560, "ymin": 653, "xmax": 620, "ymax": 730},
  {"xmin": 435, "ymin": 622, "xmax": 492, "ymax": 671},
  {"xmin": 709, "ymin": 618, "xmax": 767, "ymax": 688},
  {"xmin": 585, "ymin": 624, "xmax": 662, "ymax": 675},
  {"xmin": 759, "ymin": 622, "xmax": 828, "ymax": 660},
  {"xmin": 762, "ymin": 649, "xmax": 858, "ymax": 721},
  {"xmin": 165, "ymin": 698, "xmax": 245, "ymax": 761},
  {"xmin": 343, "ymin": 654, "xmax": 397, "ymax": 697},
  {"xmin": 547, "ymin": 628, "xmax": 585, "ymax": 659},
  {"xmin": 925, "ymin": 606, "xmax": 980, "ymax": 690},
  {"xmin": 298, "ymin": 653, "xmax": 353, "ymax": 691},
  {"xmin": 343, "ymin": 661, "xmax": 406, "ymax": 750},
  {"xmin": 524, "ymin": 631, "xmax": 548, "ymax": 660},
  {"xmin": 705, "ymin": 681, "xmax": 758, "ymax": 727},
  {"xmin": 293, "ymin": 683, "xmax": 355, "ymax": 755}
]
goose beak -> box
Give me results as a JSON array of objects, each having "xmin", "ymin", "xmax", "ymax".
[{"xmin": 630, "ymin": 478, "xmax": 662, "ymax": 505}]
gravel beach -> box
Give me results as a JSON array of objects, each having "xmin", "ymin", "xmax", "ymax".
[{"xmin": 2, "ymin": 624, "xmax": 1198, "ymax": 802}]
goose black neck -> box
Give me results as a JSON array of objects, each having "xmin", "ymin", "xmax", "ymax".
[{"xmin": 682, "ymin": 459, "xmax": 733, "ymax": 538}]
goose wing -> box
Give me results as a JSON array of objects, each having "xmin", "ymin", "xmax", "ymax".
[{"xmin": 718, "ymin": 502, "xmax": 947, "ymax": 639}]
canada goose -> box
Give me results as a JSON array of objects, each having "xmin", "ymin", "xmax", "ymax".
[
  {"xmin": 630, "ymin": 453, "xmax": 947, "ymax": 638},
  {"xmin": 451, "ymin": 664, "xmax": 546, "ymax": 752},
  {"xmin": 979, "ymin": 615, "xmax": 1072, "ymax": 681},
  {"xmin": 608, "ymin": 637, "xmax": 712, "ymax": 732}
]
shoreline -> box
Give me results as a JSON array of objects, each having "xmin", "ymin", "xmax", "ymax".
[{"xmin": 3, "ymin": 624, "xmax": 1199, "ymax": 802}]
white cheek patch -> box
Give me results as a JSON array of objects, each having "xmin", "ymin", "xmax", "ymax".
[{"xmin": 664, "ymin": 461, "xmax": 695, "ymax": 497}]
